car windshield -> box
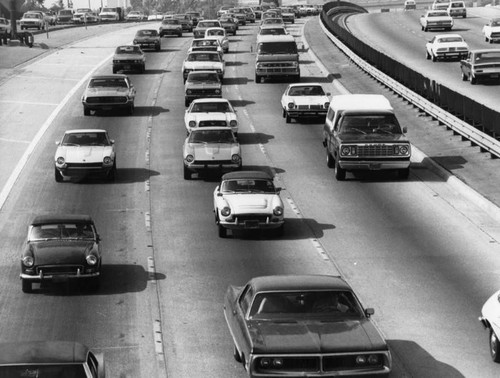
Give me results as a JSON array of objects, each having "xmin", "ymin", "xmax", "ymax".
[
  {"xmin": 437, "ymin": 37, "xmax": 463, "ymax": 43},
  {"xmin": 0, "ymin": 364, "xmax": 87, "ymax": 377},
  {"xmin": 76, "ymin": 9, "xmax": 91, "ymax": 13},
  {"xmin": 187, "ymin": 53, "xmax": 220, "ymax": 62},
  {"xmin": 221, "ymin": 179, "xmax": 275, "ymax": 193},
  {"xmin": 189, "ymin": 129, "xmax": 234, "ymax": 143},
  {"xmin": 24, "ymin": 13, "xmax": 40, "ymax": 19},
  {"xmin": 258, "ymin": 41, "xmax": 297, "ymax": 54},
  {"xmin": 61, "ymin": 132, "xmax": 110, "ymax": 146},
  {"xmin": 339, "ymin": 114, "xmax": 402, "ymax": 135},
  {"xmin": 30, "ymin": 223, "xmax": 96, "ymax": 241},
  {"xmin": 199, "ymin": 21, "xmax": 219, "ymax": 28},
  {"xmin": 190, "ymin": 102, "xmax": 231, "ymax": 112},
  {"xmin": 89, "ymin": 78, "xmax": 128, "ymax": 88},
  {"xmin": 249, "ymin": 291, "xmax": 364, "ymax": 319},
  {"xmin": 288, "ymin": 85, "xmax": 325, "ymax": 96},
  {"xmin": 163, "ymin": 19, "xmax": 179, "ymax": 24},
  {"xmin": 187, "ymin": 73, "xmax": 220, "ymax": 83},
  {"xmin": 260, "ymin": 27, "xmax": 286, "ymax": 35},
  {"xmin": 115, "ymin": 46, "xmax": 142, "ymax": 54},
  {"xmin": 136, "ymin": 30, "xmax": 157, "ymax": 37}
]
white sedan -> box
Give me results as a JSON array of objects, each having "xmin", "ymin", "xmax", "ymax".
[
  {"xmin": 182, "ymin": 51, "xmax": 225, "ymax": 82},
  {"xmin": 425, "ymin": 34, "xmax": 468, "ymax": 61},
  {"xmin": 54, "ymin": 129, "xmax": 116, "ymax": 182},
  {"xmin": 479, "ymin": 289, "xmax": 500, "ymax": 362},
  {"xmin": 483, "ymin": 18, "xmax": 500, "ymax": 44},
  {"xmin": 280, "ymin": 83, "xmax": 330, "ymax": 123},
  {"xmin": 184, "ymin": 98, "xmax": 238, "ymax": 134},
  {"xmin": 204, "ymin": 27, "xmax": 229, "ymax": 53},
  {"xmin": 420, "ymin": 10, "xmax": 453, "ymax": 31},
  {"xmin": 213, "ymin": 171, "xmax": 285, "ymax": 238},
  {"xmin": 183, "ymin": 127, "xmax": 241, "ymax": 180}
]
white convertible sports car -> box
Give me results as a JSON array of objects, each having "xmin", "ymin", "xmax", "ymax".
[
  {"xmin": 213, "ymin": 171, "xmax": 284, "ymax": 238},
  {"xmin": 479, "ymin": 289, "xmax": 500, "ymax": 362},
  {"xmin": 183, "ymin": 127, "xmax": 241, "ymax": 180},
  {"xmin": 182, "ymin": 51, "xmax": 225, "ymax": 82},
  {"xmin": 280, "ymin": 83, "xmax": 330, "ymax": 123},
  {"xmin": 54, "ymin": 129, "xmax": 116, "ymax": 182},
  {"xmin": 425, "ymin": 34, "xmax": 468, "ymax": 61},
  {"xmin": 483, "ymin": 18, "xmax": 500, "ymax": 44},
  {"xmin": 184, "ymin": 98, "xmax": 238, "ymax": 134},
  {"xmin": 420, "ymin": 10, "xmax": 453, "ymax": 31}
]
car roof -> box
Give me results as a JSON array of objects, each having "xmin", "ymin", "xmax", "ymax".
[
  {"xmin": 0, "ymin": 341, "xmax": 90, "ymax": 364},
  {"xmin": 31, "ymin": 214, "xmax": 94, "ymax": 225},
  {"xmin": 330, "ymin": 94, "xmax": 392, "ymax": 111},
  {"xmin": 288, "ymin": 82, "xmax": 324, "ymax": 88},
  {"xmin": 222, "ymin": 170, "xmax": 273, "ymax": 181},
  {"xmin": 90, "ymin": 74, "xmax": 128, "ymax": 80},
  {"xmin": 191, "ymin": 98, "xmax": 230, "ymax": 104},
  {"xmin": 64, "ymin": 129, "xmax": 108, "ymax": 134},
  {"xmin": 248, "ymin": 275, "xmax": 351, "ymax": 293},
  {"xmin": 191, "ymin": 126, "xmax": 234, "ymax": 132}
]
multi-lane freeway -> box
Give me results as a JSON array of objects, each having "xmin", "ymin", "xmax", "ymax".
[{"xmin": 0, "ymin": 8, "xmax": 500, "ymax": 377}]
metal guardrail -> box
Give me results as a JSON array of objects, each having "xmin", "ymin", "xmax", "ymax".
[{"xmin": 319, "ymin": 14, "xmax": 500, "ymax": 159}]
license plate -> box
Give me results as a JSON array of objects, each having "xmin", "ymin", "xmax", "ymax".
[
  {"xmin": 370, "ymin": 163, "xmax": 382, "ymax": 170},
  {"xmin": 245, "ymin": 220, "xmax": 259, "ymax": 229},
  {"xmin": 52, "ymin": 276, "xmax": 69, "ymax": 283}
]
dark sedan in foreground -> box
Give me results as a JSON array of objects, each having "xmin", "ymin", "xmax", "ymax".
[
  {"xmin": 0, "ymin": 341, "xmax": 105, "ymax": 377},
  {"xmin": 20, "ymin": 214, "xmax": 102, "ymax": 293},
  {"xmin": 224, "ymin": 275, "xmax": 392, "ymax": 377}
]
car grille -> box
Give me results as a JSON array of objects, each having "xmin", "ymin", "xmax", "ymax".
[
  {"xmin": 36, "ymin": 265, "xmax": 85, "ymax": 276},
  {"xmin": 297, "ymin": 105, "xmax": 323, "ymax": 110},
  {"xmin": 235, "ymin": 215, "xmax": 270, "ymax": 223},
  {"xmin": 86, "ymin": 96, "xmax": 128, "ymax": 104},
  {"xmin": 199, "ymin": 120, "xmax": 227, "ymax": 127},
  {"xmin": 357, "ymin": 144, "xmax": 399, "ymax": 156},
  {"xmin": 491, "ymin": 32, "xmax": 500, "ymax": 38},
  {"xmin": 65, "ymin": 163, "xmax": 103, "ymax": 168},
  {"xmin": 323, "ymin": 355, "xmax": 384, "ymax": 370},
  {"xmin": 188, "ymin": 89, "xmax": 220, "ymax": 95}
]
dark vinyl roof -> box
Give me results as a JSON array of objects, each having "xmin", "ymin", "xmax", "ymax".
[
  {"xmin": 0, "ymin": 341, "xmax": 89, "ymax": 364},
  {"xmin": 31, "ymin": 214, "xmax": 94, "ymax": 225},
  {"xmin": 222, "ymin": 170, "xmax": 273, "ymax": 181},
  {"xmin": 248, "ymin": 275, "xmax": 351, "ymax": 293}
]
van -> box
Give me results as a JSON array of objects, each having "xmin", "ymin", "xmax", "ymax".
[
  {"xmin": 322, "ymin": 94, "xmax": 411, "ymax": 180},
  {"xmin": 447, "ymin": 1, "xmax": 466, "ymax": 18},
  {"xmin": 255, "ymin": 34, "xmax": 300, "ymax": 83}
]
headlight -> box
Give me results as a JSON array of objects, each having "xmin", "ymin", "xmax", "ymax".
[
  {"xmin": 231, "ymin": 154, "xmax": 241, "ymax": 164},
  {"xmin": 189, "ymin": 121, "xmax": 196, "ymax": 127},
  {"xmin": 355, "ymin": 355, "xmax": 367, "ymax": 365},
  {"xmin": 86, "ymin": 254, "xmax": 98, "ymax": 265},
  {"xmin": 22, "ymin": 256, "xmax": 34, "ymax": 267},
  {"xmin": 395, "ymin": 145, "xmax": 409, "ymax": 155},
  {"xmin": 340, "ymin": 145, "xmax": 357, "ymax": 156},
  {"xmin": 273, "ymin": 206, "xmax": 283, "ymax": 216},
  {"xmin": 56, "ymin": 157, "xmax": 65, "ymax": 165},
  {"xmin": 103, "ymin": 156, "xmax": 112, "ymax": 165},
  {"xmin": 367, "ymin": 354, "xmax": 380, "ymax": 364},
  {"xmin": 221, "ymin": 206, "xmax": 231, "ymax": 216},
  {"xmin": 186, "ymin": 89, "xmax": 192, "ymax": 95},
  {"xmin": 229, "ymin": 120, "xmax": 237, "ymax": 127},
  {"xmin": 287, "ymin": 102, "xmax": 294, "ymax": 109},
  {"xmin": 185, "ymin": 154, "xmax": 194, "ymax": 163}
]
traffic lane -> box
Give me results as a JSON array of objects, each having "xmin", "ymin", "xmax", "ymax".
[
  {"xmin": 0, "ymin": 27, "xmax": 180, "ymax": 377},
  {"xmin": 345, "ymin": 9, "xmax": 500, "ymax": 112}
]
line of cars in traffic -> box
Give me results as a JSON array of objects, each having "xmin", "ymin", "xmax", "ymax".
[{"xmin": 417, "ymin": 4, "xmax": 500, "ymax": 84}]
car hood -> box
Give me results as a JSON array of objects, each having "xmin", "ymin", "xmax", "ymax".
[
  {"xmin": 247, "ymin": 319, "xmax": 388, "ymax": 354},
  {"xmin": 338, "ymin": 133, "xmax": 409, "ymax": 143},
  {"xmin": 56, "ymin": 146, "xmax": 113, "ymax": 162},
  {"xmin": 85, "ymin": 87, "xmax": 130, "ymax": 96},
  {"xmin": 28, "ymin": 240, "xmax": 95, "ymax": 265},
  {"xmin": 189, "ymin": 143, "xmax": 238, "ymax": 159},
  {"xmin": 223, "ymin": 194, "xmax": 278, "ymax": 213}
]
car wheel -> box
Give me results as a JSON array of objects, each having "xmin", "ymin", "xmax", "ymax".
[
  {"xmin": 83, "ymin": 106, "xmax": 90, "ymax": 116},
  {"xmin": 461, "ymin": 72, "xmax": 468, "ymax": 81},
  {"xmin": 282, "ymin": 108, "xmax": 286, "ymax": 118},
  {"xmin": 285, "ymin": 113, "xmax": 291, "ymax": 123},
  {"xmin": 233, "ymin": 345, "xmax": 242, "ymax": 362},
  {"xmin": 470, "ymin": 75, "xmax": 477, "ymax": 85},
  {"xmin": 398, "ymin": 168, "xmax": 410, "ymax": 179},
  {"xmin": 218, "ymin": 224, "xmax": 227, "ymax": 238},
  {"xmin": 326, "ymin": 150, "xmax": 335, "ymax": 168},
  {"xmin": 128, "ymin": 103, "xmax": 134, "ymax": 115},
  {"xmin": 334, "ymin": 159, "xmax": 346, "ymax": 181},
  {"xmin": 426, "ymin": 50, "xmax": 431, "ymax": 60},
  {"xmin": 22, "ymin": 279, "xmax": 32, "ymax": 293},
  {"xmin": 233, "ymin": 31, "xmax": 237, "ymax": 36},
  {"xmin": 255, "ymin": 74, "xmax": 261, "ymax": 84},
  {"xmin": 108, "ymin": 162, "xmax": 116, "ymax": 181},
  {"xmin": 55, "ymin": 167, "xmax": 63, "ymax": 182},
  {"xmin": 431, "ymin": 53, "xmax": 437, "ymax": 62},
  {"xmin": 155, "ymin": 45, "xmax": 160, "ymax": 51},
  {"xmin": 490, "ymin": 330, "xmax": 500, "ymax": 362},
  {"xmin": 183, "ymin": 165, "xmax": 192, "ymax": 180},
  {"xmin": 112, "ymin": 67, "xmax": 117, "ymax": 74},
  {"xmin": 140, "ymin": 64, "xmax": 145, "ymax": 73},
  {"xmin": 489, "ymin": 38, "xmax": 493, "ymax": 44}
]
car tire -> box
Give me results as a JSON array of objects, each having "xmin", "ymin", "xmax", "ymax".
[
  {"xmin": 334, "ymin": 159, "xmax": 346, "ymax": 181},
  {"xmin": 255, "ymin": 74, "xmax": 261, "ymax": 84},
  {"xmin": 470, "ymin": 75, "xmax": 477, "ymax": 85},
  {"xmin": 275, "ymin": 224, "xmax": 284, "ymax": 237},
  {"xmin": 183, "ymin": 165, "xmax": 192, "ymax": 180},
  {"xmin": 285, "ymin": 113, "xmax": 291, "ymax": 123},
  {"xmin": 84, "ymin": 106, "xmax": 91, "ymax": 116},
  {"xmin": 431, "ymin": 52, "xmax": 437, "ymax": 62},
  {"xmin": 490, "ymin": 330, "xmax": 500, "ymax": 362},
  {"xmin": 233, "ymin": 345, "xmax": 242, "ymax": 362},
  {"xmin": 128, "ymin": 103, "xmax": 134, "ymax": 115},
  {"xmin": 326, "ymin": 150, "xmax": 335, "ymax": 168},
  {"xmin": 55, "ymin": 167, "xmax": 63, "ymax": 182},
  {"xmin": 140, "ymin": 64, "xmax": 145, "ymax": 73},
  {"xmin": 108, "ymin": 162, "xmax": 116, "ymax": 181},
  {"xmin": 461, "ymin": 72, "xmax": 468, "ymax": 81},
  {"xmin": 185, "ymin": 98, "xmax": 190, "ymax": 107},
  {"xmin": 233, "ymin": 31, "xmax": 237, "ymax": 36},
  {"xmin": 218, "ymin": 224, "xmax": 227, "ymax": 238},
  {"xmin": 282, "ymin": 108, "xmax": 286, "ymax": 118},
  {"xmin": 112, "ymin": 67, "xmax": 117, "ymax": 74},
  {"xmin": 22, "ymin": 279, "xmax": 32, "ymax": 293},
  {"xmin": 155, "ymin": 45, "xmax": 160, "ymax": 51},
  {"xmin": 426, "ymin": 50, "xmax": 431, "ymax": 60}
]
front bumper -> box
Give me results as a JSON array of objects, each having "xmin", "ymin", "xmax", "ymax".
[
  {"xmin": 20, "ymin": 270, "xmax": 100, "ymax": 282},
  {"xmin": 83, "ymin": 98, "xmax": 134, "ymax": 111},
  {"xmin": 185, "ymin": 161, "xmax": 240, "ymax": 173},
  {"xmin": 286, "ymin": 109, "xmax": 327, "ymax": 118},
  {"xmin": 56, "ymin": 163, "xmax": 114, "ymax": 178},
  {"xmin": 219, "ymin": 216, "xmax": 284, "ymax": 230},
  {"xmin": 339, "ymin": 159, "xmax": 410, "ymax": 171}
]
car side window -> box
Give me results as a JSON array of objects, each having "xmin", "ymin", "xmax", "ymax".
[{"xmin": 239, "ymin": 285, "xmax": 254, "ymax": 315}]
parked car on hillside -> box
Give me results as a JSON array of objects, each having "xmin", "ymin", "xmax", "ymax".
[
  {"xmin": 224, "ymin": 275, "xmax": 392, "ymax": 376},
  {"xmin": 483, "ymin": 18, "xmax": 500, "ymax": 44},
  {"xmin": 20, "ymin": 214, "xmax": 102, "ymax": 292},
  {"xmin": 425, "ymin": 34, "xmax": 469, "ymax": 61},
  {"xmin": 460, "ymin": 49, "xmax": 500, "ymax": 84},
  {"xmin": 54, "ymin": 129, "xmax": 116, "ymax": 182},
  {"xmin": 72, "ymin": 8, "xmax": 92, "ymax": 23}
]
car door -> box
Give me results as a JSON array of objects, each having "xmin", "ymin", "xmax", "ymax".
[{"xmin": 225, "ymin": 284, "xmax": 254, "ymax": 362}]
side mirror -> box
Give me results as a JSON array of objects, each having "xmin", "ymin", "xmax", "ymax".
[
  {"xmin": 110, "ymin": 139, "xmax": 115, "ymax": 144},
  {"xmin": 55, "ymin": 140, "xmax": 60, "ymax": 145},
  {"xmin": 402, "ymin": 126, "xmax": 408, "ymax": 133},
  {"xmin": 365, "ymin": 308, "xmax": 375, "ymax": 317}
]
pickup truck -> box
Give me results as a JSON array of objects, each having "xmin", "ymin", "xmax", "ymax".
[{"xmin": 460, "ymin": 49, "xmax": 500, "ymax": 84}]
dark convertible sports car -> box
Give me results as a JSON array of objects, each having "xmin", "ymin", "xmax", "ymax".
[
  {"xmin": 224, "ymin": 275, "xmax": 392, "ymax": 377},
  {"xmin": 20, "ymin": 214, "xmax": 102, "ymax": 293}
]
